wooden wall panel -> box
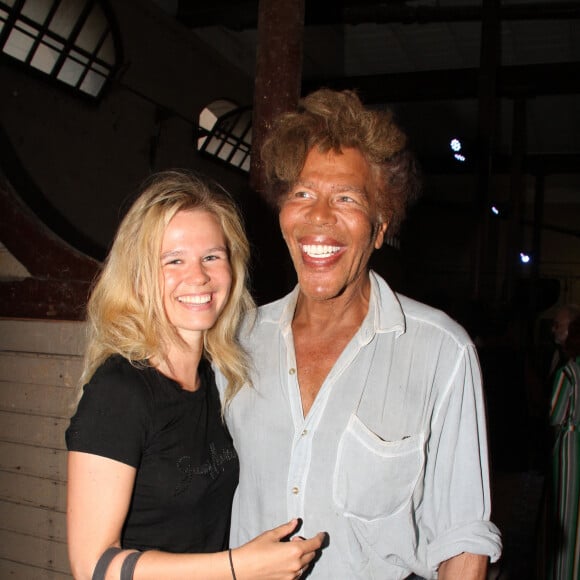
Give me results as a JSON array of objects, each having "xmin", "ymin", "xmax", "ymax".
[
  {"xmin": 0, "ymin": 353, "xmax": 83, "ymax": 388},
  {"xmin": 0, "ymin": 442, "xmax": 66, "ymax": 481},
  {"xmin": 0, "ymin": 559, "xmax": 71, "ymax": 580},
  {"xmin": 0, "ymin": 318, "xmax": 84, "ymax": 578},
  {"xmin": 0, "ymin": 320, "xmax": 86, "ymax": 356},
  {"xmin": 0, "ymin": 412, "xmax": 70, "ymax": 449},
  {"xmin": 0, "ymin": 529, "xmax": 69, "ymax": 576},
  {"xmin": 0, "ymin": 471, "xmax": 66, "ymax": 511},
  {"xmin": 0, "ymin": 500, "xmax": 66, "ymax": 542},
  {"xmin": 0, "ymin": 380, "xmax": 78, "ymax": 417}
]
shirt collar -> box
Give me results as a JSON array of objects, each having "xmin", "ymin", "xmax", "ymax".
[{"xmin": 272, "ymin": 270, "xmax": 406, "ymax": 341}]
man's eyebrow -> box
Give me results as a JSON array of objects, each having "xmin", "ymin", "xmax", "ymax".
[{"xmin": 294, "ymin": 179, "xmax": 368, "ymax": 196}]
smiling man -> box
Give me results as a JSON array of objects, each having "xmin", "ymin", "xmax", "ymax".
[{"xmin": 219, "ymin": 89, "xmax": 502, "ymax": 579}]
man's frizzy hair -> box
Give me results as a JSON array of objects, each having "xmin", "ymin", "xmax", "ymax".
[{"xmin": 261, "ymin": 88, "xmax": 421, "ymax": 235}]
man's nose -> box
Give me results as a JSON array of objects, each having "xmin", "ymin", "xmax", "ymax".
[{"xmin": 306, "ymin": 198, "xmax": 336, "ymax": 225}]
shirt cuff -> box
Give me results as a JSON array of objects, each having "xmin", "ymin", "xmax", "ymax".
[{"xmin": 427, "ymin": 520, "xmax": 502, "ymax": 569}]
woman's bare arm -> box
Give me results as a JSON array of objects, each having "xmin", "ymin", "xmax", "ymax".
[{"xmin": 67, "ymin": 451, "xmax": 324, "ymax": 580}]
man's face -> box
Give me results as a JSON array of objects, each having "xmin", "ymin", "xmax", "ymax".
[
  {"xmin": 552, "ymin": 309, "xmax": 571, "ymax": 345},
  {"xmin": 279, "ymin": 147, "xmax": 387, "ymax": 303}
]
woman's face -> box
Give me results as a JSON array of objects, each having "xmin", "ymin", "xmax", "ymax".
[{"xmin": 160, "ymin": 209, "xmax": 232, "ymax": 345}]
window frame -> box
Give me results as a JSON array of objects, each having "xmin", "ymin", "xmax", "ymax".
[{"xmin": 0, "ymin": 0, "xmax": 122, "ymax": 100}]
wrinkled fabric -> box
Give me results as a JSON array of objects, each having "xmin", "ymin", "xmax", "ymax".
[{"xmin": 217, "ymin": 272, "xmax": 501, "ymax": 579}]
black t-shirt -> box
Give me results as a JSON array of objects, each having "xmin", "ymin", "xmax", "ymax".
[{"xmin": 66, "ymin": 355, "xmax": 239, "ymax": 553}]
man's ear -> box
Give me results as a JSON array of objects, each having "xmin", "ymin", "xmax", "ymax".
[{"xmin": 373, "ymin": 221, "xmax": 389, "ymax": 249}]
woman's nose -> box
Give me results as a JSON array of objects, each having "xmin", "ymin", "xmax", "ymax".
[{"xmin": 184, "ymin": 262, "xmax": 210, "ymax": 285}]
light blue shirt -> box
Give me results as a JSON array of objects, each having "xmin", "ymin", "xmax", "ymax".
[{"xmin": 217, "ymin": 271, "xmax": 501, "ymax": 579}]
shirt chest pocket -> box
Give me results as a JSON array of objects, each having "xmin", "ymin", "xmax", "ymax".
[{"xmin": 332, "ymin": 414, "xmax": 425, "ymax": 521}]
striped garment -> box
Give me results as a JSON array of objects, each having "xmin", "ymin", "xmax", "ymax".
[{"xmin": 546, "ymin": 357, "xmax": 580, "ymax": 580}]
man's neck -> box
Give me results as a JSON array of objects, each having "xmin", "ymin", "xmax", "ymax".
[{"xmin": 292, "ymin": 275, "xmax": 372, "ymax": 333}]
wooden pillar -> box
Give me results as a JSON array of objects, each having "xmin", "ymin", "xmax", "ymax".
[
  {"xmin": 250, "ymin": 0, "xmax": 305, "ymax": 193},
  {"xmin": 470, "ymin": 0, "xmax": 501, "ymax": 302},
  {"xmin": 529, "ymin": 172, "xmax": 545, "ymax": 319},
  {"xmin": 504, "ymin": 97, "xmax": 527, "ymax": 304}
]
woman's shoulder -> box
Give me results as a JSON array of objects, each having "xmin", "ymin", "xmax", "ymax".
[
  {"xmin": 84, "ymin": 355, "xmax": 153, "ymax": 404},
  {"xmin": 68, "ymin": 356, "xmax": 153, "ymax": 464},
  {"xmin": 92, "ymin": 354, "xmax": 142, "ymax": 377}
]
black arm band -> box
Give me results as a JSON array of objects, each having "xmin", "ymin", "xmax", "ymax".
[
  {"xmin": 120, "ymin": 551, "xmax": 143, "ymax": 580},
  {"xmin": 92, "ymin": 547, "xmax": 123, "ymax": 580}
]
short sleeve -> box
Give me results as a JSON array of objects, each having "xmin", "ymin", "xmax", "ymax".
[{"xmin": 65, "ymin": 357, "xmax": 150, "ymax": 467}]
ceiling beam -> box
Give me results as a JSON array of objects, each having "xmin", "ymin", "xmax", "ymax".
[
  {"xmin": 177, "ymin": 1, "xmax": 580, "ymax": 30},
  {"xmin": 303, "ymin": 62, "xmax": 580, "ymax": 102},
  {"xmin": 339, "ymin": 2, "xmax": 580, "ymax": 25},
  {"xmin": 420, "ymin": 153, "xmax": 580, "ymax": 177}
]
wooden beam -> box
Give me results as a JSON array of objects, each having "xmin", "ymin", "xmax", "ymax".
[
  {"xmin": 0, "ymin": 175, "xmax": 100, "ymax": 320},
  {"xmin": 250, "ymin": 0, "xmax": 305, "ymax": 192},
  {"xmin": 303, "ymin": 62, "xmax": 580, "ymax": 103}
]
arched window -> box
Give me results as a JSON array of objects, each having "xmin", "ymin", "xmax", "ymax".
[
  {"xmin": 198, "ymin": 99, "xmax": 252, "ymax": 173},
  {"xmin": 0, "ymin": 0, "xmax": 120, "ymax": 98}
]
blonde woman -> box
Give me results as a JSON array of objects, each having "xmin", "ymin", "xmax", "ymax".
[{"xmin": 66, "ymin": 171, "xmax": 324, "ymax": 580}]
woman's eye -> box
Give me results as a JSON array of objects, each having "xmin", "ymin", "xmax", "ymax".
[{"xmin": 203, "ymin": 252, "xmax": 228, "ymax": 262}]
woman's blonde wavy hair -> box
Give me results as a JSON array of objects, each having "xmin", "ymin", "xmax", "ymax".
[{"xmin": 81, "ymin": 170, "xmax": 254, "ymax": 404}]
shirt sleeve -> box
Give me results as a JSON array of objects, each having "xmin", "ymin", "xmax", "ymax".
[
  {"xmin": 422, "ymin": 344, "xmax": 502, "ymax": 569},
  {"xmin": 550, "ymin": 365, "xmax": 572, "ymax": 426},
  {"xmin": 65, "ymin": 357, "xmax": 150, "ymax": 467},
  {"xmin": 212, "ymin": 362, "xmax": 227, "ymax": 401}
]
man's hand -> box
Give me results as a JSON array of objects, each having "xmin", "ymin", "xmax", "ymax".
[{"xmin": 438, "ymin": 552, "xmax": 488, "ymax": 580}]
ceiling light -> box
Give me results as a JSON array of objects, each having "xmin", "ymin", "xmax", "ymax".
[{"xmin": 450, "ymin": 138, "xmax": 462, "ymax": 152}]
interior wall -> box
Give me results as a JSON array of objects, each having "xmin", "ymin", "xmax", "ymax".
[
  {"xmin": 0, "ymin": 0, "xmax": 577, "ymax": 318},
  {"xmin": 0, "ymin": 0, "xmax": 254, "ymax": 260}
]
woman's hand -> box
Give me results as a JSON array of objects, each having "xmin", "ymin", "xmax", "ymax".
[{"xmin": 231, "ymin": 519, "xmax": 326, "ymax": 579}]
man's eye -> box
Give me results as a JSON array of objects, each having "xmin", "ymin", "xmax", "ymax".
[
  {"xmin": 163, "ymin": 259, "xmax": 182, "ymax": 265},
  {"xmin": 203, "ymin": 255, "xmax": 218, "ymax": 262},
  {"xmin": 293, "ymin": 190, "xmax": 311, "ymax": 199},
  {"xmin": 337, "ymin": 195, "xmax": 355, "ymax": 203}
]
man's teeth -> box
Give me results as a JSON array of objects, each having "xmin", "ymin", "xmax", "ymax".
[
  {"xmin": 178, "ymin": 294, "xmax": 211, "ymax": 304},
  {"xmin": 302, "ymin": 244, "xmax": 341, "ymax": 258}
]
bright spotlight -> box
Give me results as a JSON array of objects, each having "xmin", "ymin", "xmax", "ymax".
[
  {"xmin": 519, "ymin": 252, "xmax": 531, "ymax": 264},
  {"xmin": 491, "ymin": 206, "xmax": 499, "ymax": 215},
  {"xmin": 450, "ymin": 138, "xmax": 462, "ymax": 152}
]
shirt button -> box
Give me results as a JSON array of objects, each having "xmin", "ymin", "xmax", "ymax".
[
  {"xmin": 292, "ymin": 486, "xmax": 299, "ymax": 495},
  {"xmin": 289, "ymin": 368, "xmax": 296, "ymax": 375},
  {"xmin": 301, "ymin": 429, "xmax": 308, "ymax": 436}
]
